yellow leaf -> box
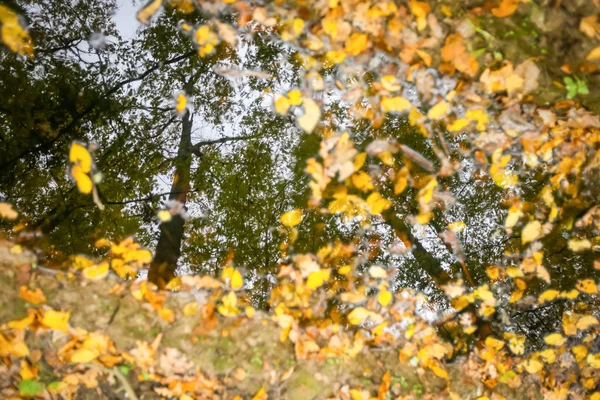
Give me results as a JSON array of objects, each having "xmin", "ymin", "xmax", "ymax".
[
  {"xmin": 42, "ymin": 310, "xmax": 70, "ymax": 332},
  {"xmin": 568, "ymin": 239, "xmax": 591, "ymax": 252},
  {"xmin": 544, "ymin": 333, "xmax": 566, "ymax": 347},
  {"xmin": 175, "ymin": 92, "xmax": 187, "ymax": 115},
  {"xmin": 408, "ymin": 1, "xmax": 431, "ymax": 31},
  {"xmin": 354, "ymin": 152, "xmax": 367, "ymax": 170},
  {"xmin": 380, "ymin": 75, "xmax": 401, "ymax": 91},
  {"xmin": 344, "ymin": 32, "xmax": 368, "ymax": 56},
  {"xmin": 71, "ymin": 165, "xmax": 93, "ymax": 194},
  {"xmin": 69, "ymin": 142, "xmax": 92, "ymax": 173},
  {"xmin": 297, "ymin": 98, "xmax": 320, "ymax": 133},
  {"xmin": 576, "ymin": 279, "xmax": 598, "ymax": 294},
  {"xmin": 381, "ymin": 96, "xmax": 412, "ymax": 113},
  {"xmin": 378, "ymin": 151, "xmax": 395, "ymax": 166},
  {"xmin": 183, "ymin": 302, "xmax": 199, "ymax": 316},
  {"xmin": 82, "ymin": 262, "xmax": 110, "ymax": 281},
  {"xmin": 427, "ymin": 101, "xmax": 449, "ymax": 120},
  {"xmin": 217, "ymin": 291, "xmax": 241, "ymax": 317},
  {"xmin": 137, "ymin": 0, "xmax": 163, "ymax": 24},
  {"xmin": 0, "ymin": 5, "xmax": 34, "ymax": 56},
  {"xmin": 274, "ymin": 95, "xmax": 290, "ymax": 114},
  {"xmin": 280, "ymin": 209, "xmax": 303, "ymax": 227},
  {"xmin": 71, "ymin": 348, "xmax": 98, "ymax": 363},
  {"xmin": 428, "ymin": 359, "xmax": 449, "ymax": 380},
  {"xmin": 245, "ymin": 305, "xmax": 256, "ymax": 318},
  {"xmin": 347, "ymin": 307, "xmax": 370, "ymax": 325},
  {"xmin": 306, "ymin": 269, "xmax": 330, "ymax": 289},
  {"xmin": 492, "ymin": 0, "xmax": 520, "ymax": 18},
  {"xmin": 448, "ymin": 118, "xmax": 469, "ymax": 132},
  {"xmin": 158, "ymin": 307, "xmax": 175, "ymax": 322},
  {"xmin": 221, "ymin": 266, "xmax": 244, "ymax": 290},
  {"xmin": 287, "ymin": 89, "xmax": 303, "ymax": 106},
  {"xmin": 252, "ymin": 386, "xmax": 268, "ymax": 400},
  {"xmin": 448, "ymin": 221, "xmax": 466, "ymax": 233},
  {"xmin": 538, "ymin": 290, "xmax": 559, "ymax": 304},
  {"xmin": 586, "ymin": 45, "xmax": 600, "ymax": 61},
  {"xmin": 576, "ymin": 315, "xmax": 599, "ymax": 331},
  {"xmin": 522, "ymin": 358, "xmax": 543, "ymax": 374},
  {"xmin": 378, "ymin": 288, "xmax": 392, "ymax": 307},
  {"xmin": 587, "ymin": 353, "xmax": 600, "ymax": 368},
  {"xmin": 20, "ymin": 360, "xmax": 37, "ymax": 380},
  {"xmin": 368, "ymin": 265, "xmax": 388, "ymax": 279},
  {"xmin": 351, "ymin": 171, "xmax": 374, "ymax": 191},
  {"xmin": 521, "ymin": 220, "xmax": 541, "ymax": 245},
  {"xmin": 366, "ymin": 192, "xmax": 391, "ymax": 215},
  {"xmin": 0, "ymin": 202, "xmax": 18, "ymax": 220},
  {"xmin": 394, "ymin": 167, "xmax": 409, "ymax": 195},
  {"xmin": 572, "ymin": 345, "xmax": 588, "ymax": 362},
  {"xmin": 19, "ymin": 286, "xmax": 46, "ymax": 305},
  {"xmin": 157, "ymin": 210, "xmax": 172, "ymax": 222}
]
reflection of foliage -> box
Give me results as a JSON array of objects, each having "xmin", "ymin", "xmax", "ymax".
[{"xmin": 0, "ymin": 0, "xmax": 600, "ymax": 399}]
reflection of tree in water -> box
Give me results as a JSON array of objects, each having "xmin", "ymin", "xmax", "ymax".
[{"xmin": 0, "ymin": 0, "xmax": 599, "ymax": 354}]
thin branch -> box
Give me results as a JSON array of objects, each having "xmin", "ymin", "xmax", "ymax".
[
  {"xmin": 0, "ymin": 50, "xmax": 196, "ymax": 172},
  {"xmin": 192, "ymin": 133, "xmax": 261, "ymax": 153},
  {"xmin": 104, "ymin": 189, "xmax": 199, "ymax": 205}
]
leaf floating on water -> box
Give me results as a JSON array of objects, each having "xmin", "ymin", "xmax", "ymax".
[
  {"xmin": 280, "ymin": 209, "xmax": 303, "ymax": 227},
  {"xmin": 297, "ymin": 98, "xmax": 320, "ymax": 133},
  {"xmin": 137, "ymin": 0, "xmax": 163, "ymax": 24},
  {"xmin": 174, "ymin": 91, "xmax": 187, "ymax": 115},
  {"xmin": 521, "ymin": 220, "xmax": 541, "ymax": 245},
  {"xmin": 69, "ymin": 143, "xmax": 92, "ymax": 173},
  {"xmin": 0, "ymin": 5, "xmax": 34, "ymax": 57},
  {"xmin": 0, "ymin": 202, "xmax": 18, "ymax": 220},
  {"xmin": 491, "ymin": 0, "xmax": 520, "ymax": 18},
  {"xmin": 586, "ymin": 45, "xmax": 600, "ymax": 61}
]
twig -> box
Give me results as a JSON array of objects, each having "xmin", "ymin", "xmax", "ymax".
[{"xmin": 83, "ymin": 363, "xmax": 139, "ymax": 400}]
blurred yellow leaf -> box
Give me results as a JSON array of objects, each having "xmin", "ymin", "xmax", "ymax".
[
  {"xmin": 381, "ymin": 96, "xmax": 412, "ymax": 113},
  {"xmin": 306, "ymin": 269, "xmax": 330, "ymax": 289},
  {"xmin": 448, "ymin": 221, "xmax": 466, "ymax": 233},
  {"xmin": 576, "ymin": 279, "xmax": 598, "ymax": 294},
  {"xmin": 568, "ymin": 239, "xmax": 591, "ymax": 252},
  {"xmin": 0, "ymin": 202, "xmax": 18, "ymax": 220},
  {"xmin": 252, "ymin": 386, "xmax": 268, "ymax": 400},
  {"xmin": 183, "ymin": 302, "xmax": 199, "ymax": 316},
  {"xmin": 297, "ymin": 98, "xmax": 320, "ymax": 133},
  {"xmin": 137, "ymin": 0, "xmax": 163, "ymax": 24},
  {"xmin": 274, "ymin": 95, "xmax": 290, "ymax": 114},
  {"xmin": 369, "ymin": 265, "xmax": 388, "ymax": 279},
  {"xmin": 175, "ymin": 92, "xmax": 187, "ymax": 115},
  {"xmin": 366, "ymin": 192, "xmax": 391, "ymax": 215},
  {"xmin": 492, "ymin": 0, "xmax": 520, "ymax": 18},
  {"xmin": 348, "ymin": 307, "xmax": 370, "ymax": 325},
  {"xmin": 344, "ymin": 32, "xmax": 368, "ymax": 56},
  {"xmin": 0, "ymin": 5, "xmax": 34, "ymax": 56},
  {"xmin": 280, "ymin": 209, "xmax": 303, "ymax": 227},
  {"xmin": 381, "ymin": 75, "xmax": 401, "ymax": 91},
  {"xmin": 287, "ymin": 89, "xmax": 302, "ymax": 106},
  {"xmin": 222, "ymin": 266, "xmax": 244, "ymax": 289},
  {"xmin": 521, "ymin": 221, "xmax": 541, "ymax": 245},
  {"xmin": 427, "ymin": 101, "xmax": 449, "ymax": 120},
  {"xmin": 19, "ymin": 286, "xmax": 46, "ymax": 305},
  {"xmin": 82, "ymin": 262, "xmax": 110, "ymax": 281},
  {"xmin": 42, "ymin": 310, "xmax": 70, "ymax": 332},
  {"xmin": 378, "ymin": 288, "xmax": 392, "ymax": 307},
  {"xmin": 157, "ymin": 210, "xmax": 172, "ymax": 222},
  {"xmin": 586, "ymin": 46, "xmax": 600, "ymax": 61},
  {"xmin": 522, "ymin": 358, "xmax": 543, "ymax": 374},
  {"xmin": 69, "ymin": 143, "xmax": 92, "ymax": 173},
  {"xmin": 544, "ymin": 333, "xmax": 566, "ymax": 347},
  {"xmin": 71, "ymin": 348, "xmax": 98, "ymax": 363},
  {"xmin": 217, "ymin": 291, "xmax": 241, "ymax": 317}
]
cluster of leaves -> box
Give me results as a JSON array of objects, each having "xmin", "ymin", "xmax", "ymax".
[{"xmin": 1, "ymin": 0, "xmax": 600, "ymax": 399}]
